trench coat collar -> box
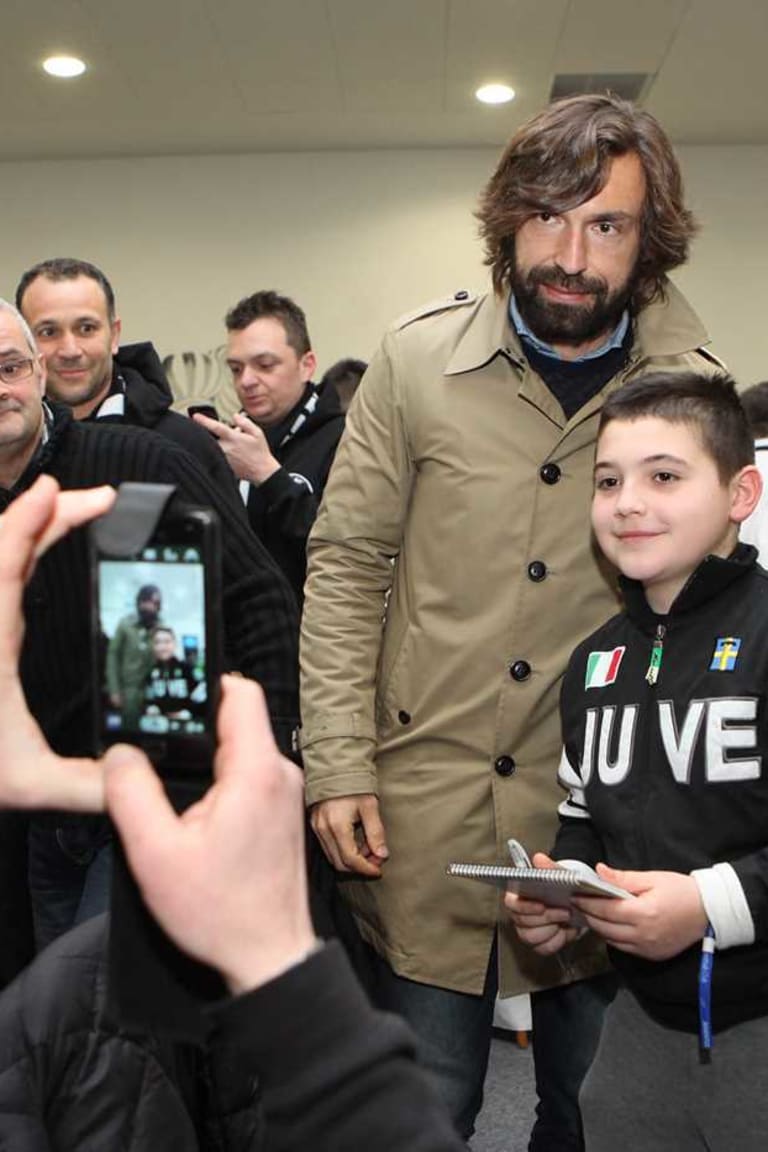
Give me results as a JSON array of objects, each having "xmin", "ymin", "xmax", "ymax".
[{"xmin": 445, "ymin": 278, "xmax": 711, "ymax": 378}]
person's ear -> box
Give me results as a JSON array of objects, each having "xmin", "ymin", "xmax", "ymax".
[
  {"xmin": 110, "ymin": 316, "xmax": 122, "ymax": 355},
  {"xmin": 36, "ymin": 353, "xmax": 47, "ymax": 397},
  {"xmin": 300, "ymin": 349, "xmax": 317, "ymax": 383},
  {"xmin": 730, "ymin": 464, "xmax": 763, "ymax": 523}
]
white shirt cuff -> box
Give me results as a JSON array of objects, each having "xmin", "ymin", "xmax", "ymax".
[{"xmin": 691, "ymin": 862, "xmax": 754, "ymax": 949}]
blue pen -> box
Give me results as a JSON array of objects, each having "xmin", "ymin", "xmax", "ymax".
[{"xmin": 698, "ymin": 923, "xmax": 715, "ymax": 1062}]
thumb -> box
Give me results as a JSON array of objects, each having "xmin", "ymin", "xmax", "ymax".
[
  {"xmin": 359, "ymin": 796, "xmax": 389, "ymax": 859},
  {"xmin": 104, "ymin": 744, "xmax": 179, "ymax": 874},
  {"xmin": 595, "ymin": 862, "xmax": 649, "ymax": 895}
]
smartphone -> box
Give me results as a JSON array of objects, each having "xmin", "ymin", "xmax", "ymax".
[
  {"xmin": 92, "ymin": 499, "xmax": 223, "ymax": 777},
  {"xmin": 187, "ymin": 403, "xmax": 219, "ymax": 422}
]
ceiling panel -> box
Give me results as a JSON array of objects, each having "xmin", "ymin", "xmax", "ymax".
[
  {"xmin": 206, "ymin": 0, "xmax": 340, "ymax": 112},
  {"xmin": 330, "ymin": 0, "xmax": 446, "ymax": 111},
  {"xmin": 648, "ymin": 0, "xmax": 768, "ymax": 143},
  {"xmin": 555, "ymin": 0, "xmax": 689, "ymax": 72},
  {"xmin": 0, "ymin": 0, "xmax": 765, "ymax": 159},
  {"xmin": 445, "ymin": 0, "xmax": 569, "ymax": 116}
]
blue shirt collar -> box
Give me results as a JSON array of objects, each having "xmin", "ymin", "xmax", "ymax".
[{"xmin": 509, "ymin": 295, "xmax": 630, "ymax": 362}]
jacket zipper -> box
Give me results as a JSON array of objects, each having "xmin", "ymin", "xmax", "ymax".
[{"xmin": 645, "ymin": 623, "xmax": 666, "ymax": 686}]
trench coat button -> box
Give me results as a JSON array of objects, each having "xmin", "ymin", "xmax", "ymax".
[
  {"xmin": 494, "ymin": 756, "xmax": 516, "ymax": 777},
  {"xmin": 527, "ymin": 560, "xmax": 547, "ymax": 582},
  {"xmin": 398, "ymin": 710, "xmax": 411, "ymax": 725},
  {"xmin": 509, "ymin": 660, "xmax": 531, "ymax": 682},
  {"xmin": 454, "ymin": 289, "xmax": 469, "ymax": 300},
  {"xmin": 540, "ymin": 462, "xmax": 561, "ymax": 485}
]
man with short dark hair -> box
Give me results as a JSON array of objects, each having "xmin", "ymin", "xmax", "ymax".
[
  {"xmin": 193, "ymin": 290, "xmax": 345, "ymax": 603},
  {"xmin": 301, "ymin": 94, "xmax": 725, "ymax": 1147},
  {"xmin": 16, "ymin": 258, "xmax": 235, "ymax": 493}
]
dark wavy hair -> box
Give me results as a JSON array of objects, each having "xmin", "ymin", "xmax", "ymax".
[{"xmin": 477, "ymin": 94, "xmax": 697, "ymax": 309}]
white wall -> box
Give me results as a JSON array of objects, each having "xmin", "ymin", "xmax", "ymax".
[{"xmin": 2, "ymin": 144, "xmax": 767, "ymax": 384}]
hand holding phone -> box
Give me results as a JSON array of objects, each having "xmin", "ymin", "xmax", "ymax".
[{"xmin": 91, "ymin": 484, "xmax": 222, "ymax": 778}]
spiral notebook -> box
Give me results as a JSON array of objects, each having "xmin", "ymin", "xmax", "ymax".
[{"xmin": 447, "ymin": 839, "xmax": 631, "ymax": 906}]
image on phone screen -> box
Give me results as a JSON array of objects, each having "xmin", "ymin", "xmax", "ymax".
[{"xmin": 96, "ymin": 543, "xmax": 209, "ymax": 743}]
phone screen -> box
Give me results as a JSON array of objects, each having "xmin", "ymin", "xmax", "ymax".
[{"xmin": 93, "ymin": 509, "xmax": 221, "ymax": 771}]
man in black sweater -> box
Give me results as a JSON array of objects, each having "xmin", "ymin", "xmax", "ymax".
[
  {"xmin": 0, "ymin": 299, "xmax": 299, "ymax": 966},
  {"xmin": 15, "ymin": 256, "xmax": 237, "ymax": 495}
]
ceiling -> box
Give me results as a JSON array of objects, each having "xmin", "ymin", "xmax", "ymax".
[{"xmin": 4, "ymin": 0, "xmax": 767, "ymax": 161}]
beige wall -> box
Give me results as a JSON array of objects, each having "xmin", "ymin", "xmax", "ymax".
[{"xmin": 2, "ymin": 144, "xmax": 767, "ymax": 384}]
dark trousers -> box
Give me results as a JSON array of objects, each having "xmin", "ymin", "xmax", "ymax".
[
  {"xmin": 27, "ymin": 816, "xmax": 113, "ymax": 952},
  {"xmin": 370, "ymin": 939, "xmax": 616, "ymax": 1147}
]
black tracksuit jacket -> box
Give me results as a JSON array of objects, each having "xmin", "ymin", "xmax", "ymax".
[{"xmin": 556, "ymin": 546, "xmax": 768, "ymax": 1032}]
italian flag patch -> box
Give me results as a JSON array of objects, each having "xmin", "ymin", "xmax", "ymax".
[{"xmin": 585, "ymin": 646, "xmax": 625, "ymax": 689}]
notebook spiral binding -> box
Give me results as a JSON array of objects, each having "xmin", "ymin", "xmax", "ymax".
[{"xmin": 447, "ymin": 863, "xmax": 581, "ymax": 885}]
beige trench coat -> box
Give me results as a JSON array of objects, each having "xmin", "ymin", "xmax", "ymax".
[{"xmin": 300, "ymin": 283, "xmax": 720, "ymax": 997}]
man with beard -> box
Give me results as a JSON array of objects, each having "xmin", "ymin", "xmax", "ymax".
[
  {"xmin": 300, "ymin": 94, "xmax": 724, "ymax": 1148},
  {"xmin": 106, "ymin": 585, "xmax": 164, "ymax": 728}
]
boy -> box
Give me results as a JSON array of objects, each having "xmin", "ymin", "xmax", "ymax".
[
  {"xmin": 142, "ymin": 625, "xmax": 205, "ymax": 725},
  {"xmin": 507, "ymin": 371, "xmax": 768, "ymax": 1151}
]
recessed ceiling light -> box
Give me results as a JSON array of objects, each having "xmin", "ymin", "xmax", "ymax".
[
  {"xmin": 42, "ymin": 55, "xmax": 87, "ymax": 79},
  {"xmin": 475, "ymin": 83, "xmax": 515, "ymax": 106}
]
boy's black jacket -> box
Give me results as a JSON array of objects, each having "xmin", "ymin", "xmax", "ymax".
[{"xmin": 556, "ymin": 545, "xmax": 768, "ymax": 1032}]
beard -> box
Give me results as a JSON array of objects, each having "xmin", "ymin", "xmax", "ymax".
[{"xmin": 511, "ymin": 261, "xmax": 636, "ymax": 349}]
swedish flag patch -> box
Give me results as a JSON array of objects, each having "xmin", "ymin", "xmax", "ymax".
[{"xmin": 710, "ymin": 637, "xmax": 741, "ymax": 672}]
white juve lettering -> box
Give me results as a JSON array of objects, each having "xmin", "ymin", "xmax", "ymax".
[
  {"xmin": 580, "ymin": 709, "xmax": 598, "ymax": 786},
  {"xmin": 597, "ymin": 705, "xmax": 637, "ymax": 785},
  {"xmin": 658, "ymin": 700, "xmax": 706, "ymax": 784},
  {"xmin": 706, "ymin": 699, "xmax": 760, "ymax": 781}
]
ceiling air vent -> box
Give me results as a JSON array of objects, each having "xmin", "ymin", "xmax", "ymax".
[{"xmin": 550, "ymin": 73, "xmax": 651, "ymax": 103}]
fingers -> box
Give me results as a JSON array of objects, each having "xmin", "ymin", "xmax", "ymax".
[
  {"xmin": 310, "ymin": 797, "xmax": 385, "ymax": 876},
  {"xmin": 0, "ymin": 479, "xmax": 111, "ymax": 688},
  {"xmin": 0, "ymin": 477, "xmax": 115, "ymax": 621},
  {"xmin": 504, "ymin": 891, "xmax": 571, "ymax": 923},
  {"xmin": 231, "ymin": 413, "xmax": 260, "ymax": 437},
  {"xmin": 358, "ymin": 795, "xmax": 389, "ymax": 860},
  {"xmin": 192, "ymin": 412, "xmax": 227, "ymax": 438},
  {"xmin": 104, "ymin": 743, "xmax": 179, "ymax": 882},
  {"xmin": 310, "ymin": 809, "xmax": 363, "ymax": 873},
  {"xmin": 35, "ymin": 486, "xmax": 116, "ymax": 558},
  {"xmin": 0, "ymin": 476, "xmax": 59, "ymax": 608},
  {"xmin": 310, "ymin": 815, "xmax": 349, "ymax": 872},
  {"xmin": 525, "ymin": 923, "xmax": 576, "ymax": 955}
]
